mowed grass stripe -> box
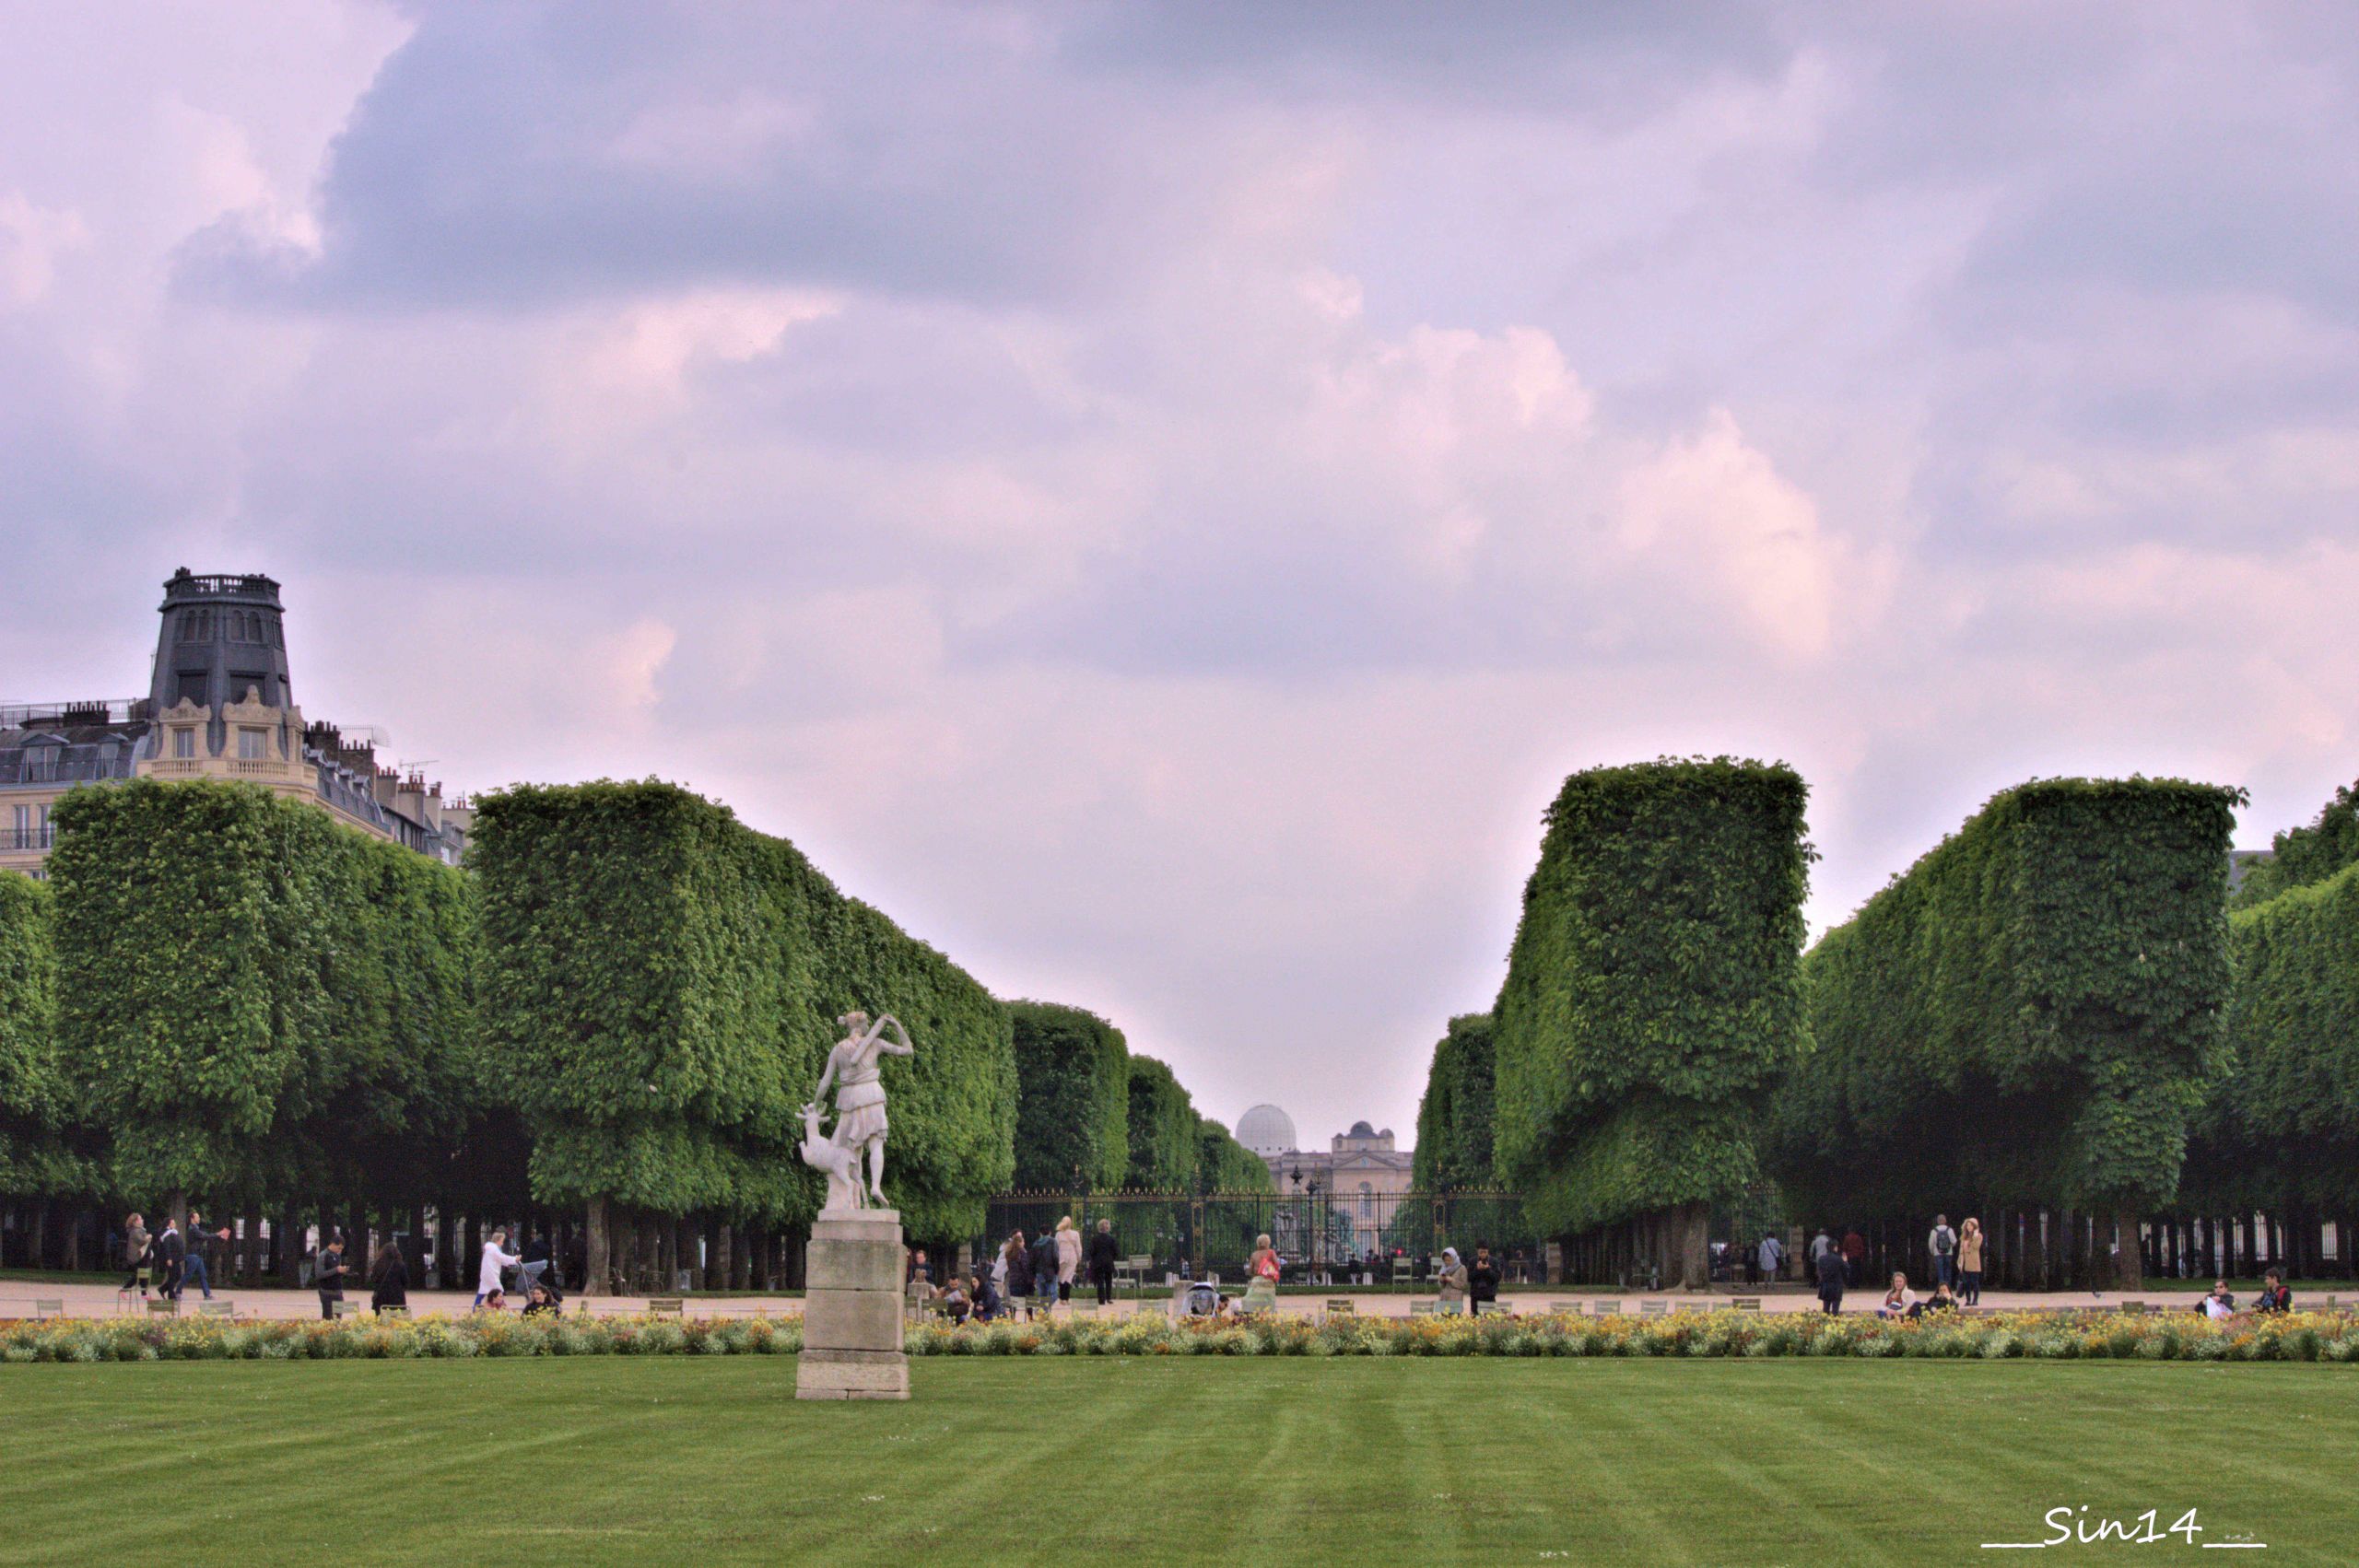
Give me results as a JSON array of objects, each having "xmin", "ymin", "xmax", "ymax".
[{"xmin": 2, "ymin": 1359, "xmax": 2354, "ymax": 1567}]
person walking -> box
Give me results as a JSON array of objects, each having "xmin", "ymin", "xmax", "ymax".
[
  {"xmin": 1928, "ymin": 1215, "xmax": 1958, "ymax": 1289},
  {"xmin": 1054, "ymin": 1216, "xmax": 1082, "ymax": 1305},
  {"xmin": 153, "ymin": 1215, "xmax": 186, "ymax": 1301},
  {"xmin": 1807, "ymin": 1228, "xmax": 1833, "ymax": 1275},
  {"xmin": 1087, "ymin": 1218, "xmax": 1120, "ymax": 1306},
  {"xmin": 1814, "ymin": 1236, "xmax": 1846, "ymax": 1315},
  {"xmin": 120, "ymin": 1212, "xmax": 151, "ymax": 1298},
  {"xmin": 1029, "ymin": 1229, "xmax": 1060, "ymax": 1319},
  {"xmin": 476, "ymin": 1227, "xmax": 521, "ymax": 1309},
  {"xmin": 314, "ymin": 1235, "xmax": 350, "ymax": 1320},
  {"xmin": 182, "ymin": 1209, "xmax": 215, "ymax": 1300},
  {"xmin": 369, "ymin": 1241, "xmax": 408, "ymax": 1314},
  {"xmin": 1956, "ymin": 1218, "xmax": 1985, "ymax": 1305},
  {"xmin": 1756, "ymin": 1231, "xmax": 1786, "ymax": 1286}
]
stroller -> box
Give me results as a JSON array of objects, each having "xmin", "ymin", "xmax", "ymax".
[{"xmin": 1180, "ymin": 1281, "xmax": 1223, "ymax": 1319}]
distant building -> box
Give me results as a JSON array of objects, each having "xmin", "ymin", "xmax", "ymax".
[
  {"xmin": 1248, "ymin": 1111, "xmax": 1417, "ymax": 1258},
  {"xmin": 2, "ymin": 569, "xmax": 468, "ymax": 878}
]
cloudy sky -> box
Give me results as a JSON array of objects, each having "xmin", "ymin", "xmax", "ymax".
[{"xmin": 5, "ymin": 2, "xmax": 2355, "ymax": 1152}]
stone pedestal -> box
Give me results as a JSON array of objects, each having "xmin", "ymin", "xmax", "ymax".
[{"xmin": 796, "ymin": 1209, "xmax": 909, "ymax": 1401}]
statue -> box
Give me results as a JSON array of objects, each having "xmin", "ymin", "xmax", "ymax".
[{"xmin": 803, "ymin": 1011, "xmax": 914, "ymax": 1210}]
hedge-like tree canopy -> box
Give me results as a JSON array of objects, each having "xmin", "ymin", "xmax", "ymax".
[
  {"xmin": 471, "ymin": 780, "xmax": 1015, "ymax": 1241},
  {"xmin": 2186, "ymin": 860, "xmax": 2359, "ymax": 1215},
  {"xmin": 1122, "ymin": 1056, "xmax": 1198, "ymax": 1191},
  {"xmin": 2229, "ymin": 778, "xmax": 2359, "ymax": 910},
  {"xmin": 1494, "ymin": 758, "xmax": 1811, "ymax": 1236},
  {"xmin": 1006, "ymin": 1000, "xmax": 1130, "ymax": 1191},
  {"xmin": 1769, "ymin": 778, "xmax": 2239, "ymax": 1223},
  {"xmin": 47, "ymin": 779, "xmax": 477, "ymax": 1209},
  {"xmin": 1412, "ymin": 1012, "xmax": 1496, "ymax": 1190},
  {"xmin": 0, "ymin": 872, "xmax": 78, "ymax": 1197},
  {"xmin": 1194, "ymin": 1116, "xmax": 1274, "ymax": 1194}
]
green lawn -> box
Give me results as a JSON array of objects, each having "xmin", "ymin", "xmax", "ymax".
[{"xmin": 4, "ymin": 1359, "xmax": 2352, "ymax": 1566}]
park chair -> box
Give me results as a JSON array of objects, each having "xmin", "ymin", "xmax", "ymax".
[
  {"xmin": 1324, "ymin": 1299, "xmax": 1355, "ymax": 1316},
  {"xmin": 648, "ymin": 1297, "xmax": 685, "ymax": 1317},
  {"xmin": 147, "ymin": 1297, "xmax": 180, "ymax": 1318},
  {"xmin": 1549, "ymin": 1300, "xmax": 1582, "ymax": 1316},
  {"xmin": 1590, "ymin": 1300, "xmax": 1623, "ymax": 1316},
  {"xmin": 33, "ymin": 1298, "xmax": 65, "ymax": 1319},
  {"xmin": 1672, "ymin": 1301, "xmax": 1709, "ymax": 1315},
  {"xmin": 1409, "ymin": 1300, "xmax": 1437, "ymax": 1316},
  {"xmin": 1638, "ymin": 1300, "xmax": 1669, "ymax": 1317},
  {"xmin": 1475, "ymin": 1301, "xmax": 1511, "ymax": 1317},
  {"xmin": 1391, "ymin": 1256, "xmax": 1415, "ymax": 1285},
  {"xmin": 1732, "ymin": 1297, "xmax": 1764, "ymax": 1312},
  {"xmin": 197, "ymin": 1301, "xmax": 236, "ymax": 1320},
  {"xmin": 331, "ymin": 1300, "xmax": 362, "ymax": 1319}
]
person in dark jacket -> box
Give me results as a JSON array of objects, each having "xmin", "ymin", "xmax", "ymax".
[
  {"xmin": 1086, "ymin": 1219, "xmax": 1121, "ymax": 1305},
  {"xmin": 969, "ymin": 1270, "xmax": 1001, "ymax": 1322},
  {"xmin": 1029, "ymin": 1231, "xmax": 1060, "ymax": 1318},
  {"xmin": 2254, "ymin": 1270, "xmax": 2293, "ymax": 1314},
  {"xmin": 152, "ymin": 1218, "xmax": 187, "ymax": 1301},
  {"xmin": 1815, "ymin": 1239, "xmax": 1847, "ymax": 1315},
  {"xmin": 315, "ymin": 1236, "xmax": 351, "ymax": 1320},
  {"xmin": 182, "ymin": 1208, "xmax": 216, "ymax": 1300},
  {"xmin": 1003, "ymin": 1232, "xmax": 1033, "ymax": 1307},
  {"xmin": 1468, "ymin": 1245, "xmax": 1501, "ymax": 1307},
  {"xmin": 520, "ymin": 1233, "xmax": 553, "ymax": 1301},
  {"xmin": 369, "ymin": 1242, "xmax": 408, "ymax": 1314}
]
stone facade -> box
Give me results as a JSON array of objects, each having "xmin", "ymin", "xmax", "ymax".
[
  {"xmin": 1256, "ymin": 1117, "xmax": 1418, "ymax": 1258},
  {"xmin": 1, "ymin": 570, "xmax": 467, "ymax": 878}
]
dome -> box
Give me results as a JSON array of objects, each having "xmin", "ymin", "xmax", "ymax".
[
  {"xmin": 1347, "ymin": 1119, "xmax": 1377, "ymax": 1138},
  {"xmin": 1237, "ymin": 1104, "xmax": 1297, "ymax": 1157}
]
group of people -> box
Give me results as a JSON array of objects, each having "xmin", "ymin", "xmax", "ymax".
[
  {"xmin": 115, "ymin": 1209, "xmax": 235, "ymax": 1302},
  {"xmin": 1806, "ymin": 1214, "xmax": 1989, "ymax": 1314},
  {"xmin": 910, "ymin": 1216, "xmax": 1126, "ymax": 1325},
  {"xmin": 2201, "ymin": 1271, "xmax": 2294, "ymax": 1319},
  {"xmin": 1431, "ymin": 1244, "xmax": 1503, "ymax": 1314}
]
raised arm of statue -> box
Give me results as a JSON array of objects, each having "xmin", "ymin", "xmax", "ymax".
[{"xmin": 879, "ymin": 1015, "xmax": 915, "ymax": 1057}]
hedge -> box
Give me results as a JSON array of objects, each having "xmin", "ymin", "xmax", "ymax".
[
  {"xmin": 0, "ymin": 872, "xmax": 78, "ymax": 1197},
  {"xmin": 1194, "ymin": 1117, "xmax": 1274, "ymax": 1195},
  {"xmin": 1493, "ymin": 759, "xmax": 1812, "ymax": 1249},
  {"xmin": 1768, "ymin": 778, "xmax": 2240, "ymax": 1251},
  {"xmin": 47, "ymin": 779, "xmax": 476, "ymax": 1210},
  {"xmin": 2230, "ymin": 778, "xmax": 2359, "ymax": 909},
  {"xmin": 1412, "ymin": 1012, "xmax": 1496, "ymax": 1191},
  {"xmin": 1122, "ymin": 1057, "xmax": 1197, "ymax": 1190},
  {"xmin": 2189, "ymin": 860, "xmax": 2359, "ymax": 1215},
  {"xmin": 1006, "ymin": 1001, "xmax": 1130, "ymax": 1191},
  {"xmin": 471, "ymin": 780, "xmax": 1014, "ymax": 1243}
]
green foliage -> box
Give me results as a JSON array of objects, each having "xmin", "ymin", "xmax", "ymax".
[
  {"xmin": 2188, "ymin": 860, "xmax": 2359, "ymax": 1212},
  {"xmin": 1006, "ymin": 1000, "xmax": 1130, "ymax": 1190},
  {"xmin": 1193, "ymin": 1116, "xmax": 1274, "ymax": 1195},
  {"xmin": 1121, "ymin": 1056, "xmax": 1197, "ymax": 1190},
  {"xmin": 1769, "ymin": 778, "xmax": 2241, "ymax": 1220},
  {"xmin": 2229, "ymin": 779, "xmax": 2359, "ymax": 909},
  {"xmin": 471, "ymin": 780, "xmax": 1014, "ymax": 1240},
  {"xmin": 1493, "ymin": 759, "xmax": 1813, "ymax": 1235},
  {"xmin": 48, "ymin": 779, "xmax": 477, "ymax": 1207},
  {"xmin": 0, "ymin": 872, "xmax": 82, "ymax": 1196},
  {"xmin": 1412, "ymin": 1012, "xmax": 1496, "ymax": 1190}
]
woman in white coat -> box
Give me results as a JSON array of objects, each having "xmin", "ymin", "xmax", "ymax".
[{"xmin": 1053, "ymin": 1216, "xmax": 1082, "ymax": 1304}]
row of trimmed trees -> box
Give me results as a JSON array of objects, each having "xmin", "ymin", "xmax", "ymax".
[
  {"xmin": 0, "ymin": 778, "xmax": 1257, "ymax": 1292},
  {"xmin": 1419, "ymin": 757, "xmax": 2359, "ymax": 1290}
]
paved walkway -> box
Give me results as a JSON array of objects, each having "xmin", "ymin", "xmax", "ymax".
[{"xmin": 6, "ymin": 1279, "xmax": 2314, "ymax": 1323}]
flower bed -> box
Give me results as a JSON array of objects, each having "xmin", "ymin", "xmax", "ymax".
[{"xmin": 4, "ymin": 1307, "xmax": 2356, "ymax": 1364}]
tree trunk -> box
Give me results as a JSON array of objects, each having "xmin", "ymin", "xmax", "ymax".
[
  {"xmin": 1675, "ymin": 1201, "xmax": 1710, "ymax": 1291},
  {"xmin": 585, "ymin": 1196, "xmax": 610, "ymax": 1297},
  {"xmin": 2107, "ymin": 1211, "xmax": 2142, "ymax": 1292}
]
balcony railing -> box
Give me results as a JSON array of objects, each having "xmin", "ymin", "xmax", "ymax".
[{"xmin": 1, "ymin": 824, "xmax": 56, "ymax": 853}]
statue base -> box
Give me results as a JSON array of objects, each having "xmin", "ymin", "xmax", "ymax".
[{"xmin": 795, "ymin": 1208, "xmax": 909, "ymax": 1400}]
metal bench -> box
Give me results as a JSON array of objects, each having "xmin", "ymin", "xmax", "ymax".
[{"xmin": 648, "ymin": 1297, "xmax": 685, "ymax": 1316}]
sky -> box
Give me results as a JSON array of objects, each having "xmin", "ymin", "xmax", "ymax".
[{"xmin": 4, "ymin": 2, "xmax": 2356, "ymax": 1153}]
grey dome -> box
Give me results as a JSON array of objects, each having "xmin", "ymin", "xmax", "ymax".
[
  {"xmin": 1347, "ymin": 1119, "xmax": 1376, "ymax": 1138},
  {"xmin": 1237, "ymin": 1104, "xmax": 1297, "ymax": 1157}
]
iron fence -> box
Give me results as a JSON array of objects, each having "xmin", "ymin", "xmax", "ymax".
[{"xmin": 978, "ymin": 1190, "xmax": 1538, "ymax": 1285}]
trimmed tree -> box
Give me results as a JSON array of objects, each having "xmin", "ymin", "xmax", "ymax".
[
  {"xmin": 1768, "ymin": 778, "xmax": 2240, "ymax": 1290},
  {"xmin": 0, "ymin": 873, "xmax": 84, "ymax": 1204},
  {"xmin": 1006, "ymin": 1000, "xmax": 1130, "ymax": 1191},
  {"xmin": 1122, "ymin": 1056, "xmax": 1198, "ymax": 1191},
  {"xmin": 2230, "ymin": 778, "xmax": 2359, "ymax": 910},
  {"xmin": 472, "ymin": 780, "xmax": 1015, "ymax": 1278},
  {"xmin": 1412, "ymin": 1012, "xmax": 1496, "ymax": 1191},
  {"xmin": 1194, "ymin": 1116, "xmax": 1274, "ymax": 1195},
  {"xmin": 1494, "ymin": 758, "xmax": 1812, "ymax": 1287}
]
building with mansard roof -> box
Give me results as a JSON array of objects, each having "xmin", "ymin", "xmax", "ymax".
[
  {"xmin": 2, "ymin": 569, "xmax": 468, "ymax": 878},
  {"xmin": 1247, "ymin": 1111, "xmax": 1417, "ymax": 1260}
]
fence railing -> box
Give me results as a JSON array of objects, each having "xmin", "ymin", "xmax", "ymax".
[{"xmin": 978, "ymin": 1190, "xmax": 1538, "ymax": 1285}]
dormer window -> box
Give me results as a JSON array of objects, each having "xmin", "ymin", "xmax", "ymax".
[
  {"xmin": 173, "ymin": 728, "xmax": 195, "ymax": 759},
  {"xmin": 238, "ymin": 728, "xmax": 267, "ymax": 761}
]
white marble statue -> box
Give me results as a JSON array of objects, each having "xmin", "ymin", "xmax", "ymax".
[{"xmin": 803, "ymin": 1011, "xmax": 915, "ymax": 1210}]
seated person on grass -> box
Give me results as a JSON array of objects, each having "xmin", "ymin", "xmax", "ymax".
[
  {"xmin": 938, "ymin": 1278, "xmax": 970, "ymax": 1324},
  {"xmin": 1924, "ymin": 1281, "xmax": 1959, "ymax": 1314},
  {"xmin": 522, "ymin": 1283, "xmax": 558, "ymax": 1317},
  {"xmin": 2201, "ymin": 1281, "xmax": 2236, "ymax": 1319},
  {"xmin": 1878, "ymin": 1273, "xmax": 1919, "ymax": 1320},
  {"xmin": 478, "ymin": 1287, "xmax": 506, "ymax": 1313},
  {"xmin": 968, "ymin": 1271, "xmax": 1000, "ymax": 1322}
]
